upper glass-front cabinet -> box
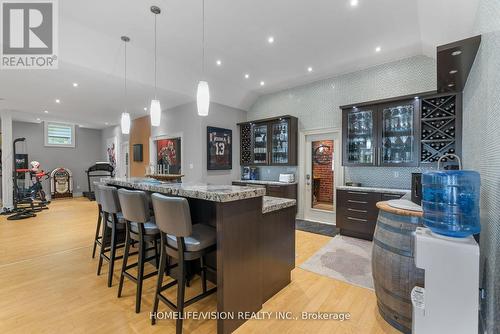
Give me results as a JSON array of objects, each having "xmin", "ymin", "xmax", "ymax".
[
  {"xmin": 239, "ymin": 116, "xmax": 298, "ymax": 166},
  {"xmin": 344, "ymin": 109, "xmax": 376, "ymax": 166},
  {"xmin": 380, "ymin": 103, "xmax": 416, "ymax": 166},
  {"xmin": 271, "ymin": 119, "xmax": 289, "ymax": 164},
  {"xmin": 252, "ymin": 124, "xmax": 268, "ymax": 165},
  {"xmin": 342, "ymin": 100, "xmax": 418, "ymax": 167}
]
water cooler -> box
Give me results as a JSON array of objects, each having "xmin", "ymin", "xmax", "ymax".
[
  {"xmin": 410, "ymin": 155, "xmax": 481, "ymax": 333},
  {"xmin": 412, "ymin": 227, "xmax": 479, "ymax": 334}
]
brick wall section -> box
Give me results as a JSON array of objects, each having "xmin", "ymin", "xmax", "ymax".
[{"xmin": 312, "ymin": 140, "xmax": 334, "ymax": 203}]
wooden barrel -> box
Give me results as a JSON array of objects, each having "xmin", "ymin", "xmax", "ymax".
[{"xmin": 372, "ymin": 202, "xmax": 425, "ymax": 334}]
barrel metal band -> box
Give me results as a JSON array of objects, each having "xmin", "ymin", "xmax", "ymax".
[
  {"xmin": 375, "ymin": 280, "xmax": 412, "ymax": 303},
  {"xmin": 373, "ymin": 238, "xmax": 413, "ymax": 258},
  {"xmin": 376, "ymin": 219, "xmax": 415, "ymax": 235}
]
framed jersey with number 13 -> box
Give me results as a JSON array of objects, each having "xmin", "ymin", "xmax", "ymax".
[{"xmin": 207, "ymin": 126, "xmax": 233, "ymax": 170}]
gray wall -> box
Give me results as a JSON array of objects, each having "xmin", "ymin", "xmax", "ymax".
[
  {"xmin": 249, "ymin": 55, "xmax": 437, "ymax": 188},
  {"xmin": 150, "ymin": 102, "xmax": 246, "ymax": 184},
  {"xmin": 12, "ymin": 121, "xmax": 103, "ymax": 196},
  {"xmin": 102, "ymin": 101, "xmax": 246, "ymax": 185},
  {"xmin": 101, "ymin": 123, "xmax": 129, "ymax": 177},
  {"xmin": 462, "ymin": 0, "xmax": 500, "ymax": 332}
]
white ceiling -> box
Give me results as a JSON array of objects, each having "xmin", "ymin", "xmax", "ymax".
[{"xmin": 0, "ymin": 0, "xmax": 479, "ymax": 128}]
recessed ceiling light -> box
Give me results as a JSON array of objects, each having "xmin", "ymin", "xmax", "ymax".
[
  {"xmin": 451, "ymin": 50, "xmax": 462, "ymax": 56},
  {"xmin": 72, "ymin": 82, "xmax": 78, "ymax": 87},
  {"xmin": 244, "ymin": 73, "xmax": 250, "ymax": 79},
  {"xmin": 55, "ymin": 99, "xmax": 60, "ymax": 103},
  {"xmin": 449, "ymin": 70, "xmax": 458, "ymax": 74},
  {"xmin": 307, "ymin": 67, "xmax": 313, "ymax": 73},
  {"xmin": 353, "ymin": 106, "xmax": 357, "ymax": 109},
  {"xmin": 414, "ymin": 96, "xmax": 419, "ymax": 100},
  {"xmin": 350, "ymin": 0, "xmax": 359, "ymax": 7},
  {"xmin": 36, "ymin": 118, "xmax": 41, "ymax": 121},
  {"xmin": 375, "ymin": 46, "xmax": 381, "ymax": 52},
  {"xmin": 44, "ymin": 110, "xmax": 49, "ymax": 113},
  {"xmin": 260, "ymin": 81, "xmax": 265, "ymax": 86},
  {"xmin": 105, "ymin": 122, "xmax": 109, "ymax": 125},
  {"xmin": 267, "ymin": 36, "xmax": 274, "ymax": 44},
  {"xmin": 216, "ymin": 59, "xmax": 222, "ymax": 66},
  {"xmin": 144, "ymin": 107, "xmax": 147, "ymax": 111},
  {"xmin": 448, "ymin": 83, "xmax": 455, "ymax": 87}
]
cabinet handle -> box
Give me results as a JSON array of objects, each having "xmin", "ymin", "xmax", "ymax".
[
  {"xmin": 347, "ymin": 199, "xmax": 368, "ymax": 204},
  {"xmin": 384, "ymin": 194, "xmax": 401, "ymax": 198},
  {"xmin": 348, "ymin": 208, "xmax": 368, "ymax": 213},
  {"xmin": 347, "ymin": 216, "xmax": 368, "ymax": 222},
  {"xmin": 348, "ymin": 191, "xmax": 368, "ymax": 195}
]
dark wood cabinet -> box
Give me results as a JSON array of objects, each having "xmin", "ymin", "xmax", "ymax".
[
  {"xmin": 238, "ymin": 115, "xmax": 298, "ymax": 166},
  {"xmin": 342, "ymin": 99, "xmax": 419, "ymax": 167},
  {"xmin": 340, "ymin": 91, "xmax": 463, "ymax": 168},
  {"xmin": 336, "ymin": 189, "xmax": 404, "ymax": 240}
]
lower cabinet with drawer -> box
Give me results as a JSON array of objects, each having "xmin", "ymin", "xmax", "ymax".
[{"xmin": 336, "ymin": 189, "xmax": 403, "ymax": 240}]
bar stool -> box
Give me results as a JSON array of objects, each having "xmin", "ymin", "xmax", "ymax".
[
  {"xmin": 91, "ymin": 181, "xmax": 104, "ymax": 259},
  {"xmin": 117, "ymin": 188, "xmax": 160, "ymax": 313},
  {"xmin": 96, "ymin": 184, "xmax": 126, "ymax": 287},
  {"xmin": 150, "ymin": 193, "xmax": 217, "ymax": 333}
]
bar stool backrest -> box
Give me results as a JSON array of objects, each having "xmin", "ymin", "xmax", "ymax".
[
  {"xmin": 93, "ymin": 181, "xmax": 105, "ymax": 205},
  {"xmin": 151, "ymin": 193, "xmax": 192, "ymax": 237},
  {"xmin": 117, "ymin": 188, "xmax": 151, "ymax": 223},
  {"xmin": 98, "ymin": 184, "xmax": 121, "ymax": 214}
]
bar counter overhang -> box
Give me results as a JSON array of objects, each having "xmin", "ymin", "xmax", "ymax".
[{"xmin": 105, "ymin": 177, "xmax": 297, "ymax": 334}]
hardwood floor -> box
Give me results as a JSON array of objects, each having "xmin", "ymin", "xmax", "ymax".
[{"xmin": 0, "ymin": 198, "xmax": 399, "ymax": 334}]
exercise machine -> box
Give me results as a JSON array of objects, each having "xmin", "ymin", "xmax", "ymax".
[
  {"xmin": 83, "ymin": 162, "xmax": 114, "ymax": 201},
  {"xmin": 2, "ymin": 138, "xmax": 51, "ymax": 220}
]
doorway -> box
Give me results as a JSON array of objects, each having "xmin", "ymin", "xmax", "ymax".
[
  {"xmin": 119, "ymin": 141, "xmax": 129, "ymax": 178},
  {"xmin": 303, "ymin": 130, "xmax": 341, "ymax": 224}
]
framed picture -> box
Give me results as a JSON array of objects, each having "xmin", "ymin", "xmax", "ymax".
[
  {"xmin": 207, "ymin": 126, "xmax": 232, "ymax": 170},
  {"xmin": 106, "ymin": 137, "xmax": 118, "ymax": 169},
  {"xmin": 156, "ymin": 137, "xmax": 182, "ymax": 174}
]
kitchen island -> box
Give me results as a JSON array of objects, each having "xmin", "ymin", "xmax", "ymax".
[{"xmin": 105, "ymin": 177, "xmax": 296, "ymax": 334}]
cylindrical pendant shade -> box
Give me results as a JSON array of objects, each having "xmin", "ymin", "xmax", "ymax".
[
  {"xmin": 150, "ymin": 99, "xmax": 161, "ymax": 126},
  {"xmin": 121, "ymin": 112, "xmax": 131, "ymax": 134},
  {"xmin": 197, "ymin": 80, "xmax": 210, "ymax": 116}
]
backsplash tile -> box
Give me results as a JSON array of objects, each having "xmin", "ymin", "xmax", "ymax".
[
  {"xmin": 462, "ymin": 1, "xmax": 500, "ymax": 331},
  {"xmin": 249, "ymin": 55, "xmax": 436, "ymax": 131},
  {"xmin": 240, "ymin": 166, "xmax": 297, "ymax": 181},
  {"xmin": 344, "ymin": 166, "xmax": 433, "ymax": 189}
]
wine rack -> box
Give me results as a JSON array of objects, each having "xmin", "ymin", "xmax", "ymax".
[
  {"xmin": 240, "ymin": 123, "xmax": 252, "ymax": 165},
  {"xmin": 420, "ymin": 94, "xmax": 460, "ymax": 164}
]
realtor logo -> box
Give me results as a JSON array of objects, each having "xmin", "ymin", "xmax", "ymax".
[{"xmin": 1, "ymin": 0, "xmax": 58, "ymax": 69}]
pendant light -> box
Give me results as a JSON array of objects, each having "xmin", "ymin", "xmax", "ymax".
[
  {"xmin": 120, "ymin": 36, "xmax": 131, "ymax": 135},
  {"xmin": 150, "ymin": 6, "xmax": 162, "ymax": 126},
  {"xmin": 197, "ymin": 0, "xmax": 210, "ymax": 116}
]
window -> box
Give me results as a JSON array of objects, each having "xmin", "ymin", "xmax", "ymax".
[{"xmin": 44, "ymin": 122, "xmax": 75, "ymax": 147}]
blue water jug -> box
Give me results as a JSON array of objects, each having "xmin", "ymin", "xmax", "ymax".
[{"xmin": 421, "ymin": 167, "xmax": 480, "ymax": 237}]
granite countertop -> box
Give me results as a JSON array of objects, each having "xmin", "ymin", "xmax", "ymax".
[
  {"xmin": 106, "ymin": 177, "xmax": 266, "ymax": 203},
  {"xmin": 262, "ymin": 196, "xmax": 296, "ymax": 214},
  {"xmin": 336, "ymin": 185, "xmax": 410, "ymax": 195},
  {"xmin": 234, "ymin": 179, "xmax": 298, "ymax": 186}
]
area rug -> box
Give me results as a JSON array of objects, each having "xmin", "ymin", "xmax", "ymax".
[
  {"xmin": 295, "ymin": 219, "xmax": 338, "ymax": 237},
  {"xmin": 299, "ymin": 235, "xmax": 374, "ymax": 290}
]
